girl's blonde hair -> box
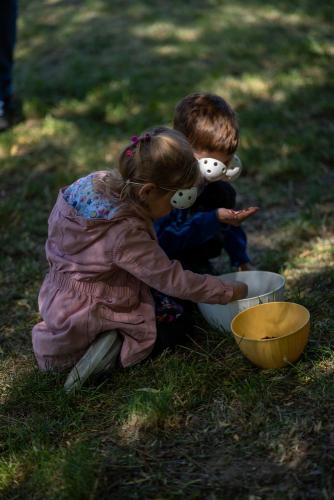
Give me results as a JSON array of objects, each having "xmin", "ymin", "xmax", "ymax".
[{"xmin": 93, "ymin": 126, "xmax": 199, "ymax": 204}]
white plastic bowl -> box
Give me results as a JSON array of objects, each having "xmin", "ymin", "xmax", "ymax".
[{"xmin": 198, "ymin": 270, "xmax": 285, "ymax": 332}]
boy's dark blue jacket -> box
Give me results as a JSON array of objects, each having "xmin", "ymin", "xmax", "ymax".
[
  {"xmin": 155, "ymin": 209, "xmax": 220, "ymax": 259},
  {"xmin": 154, "ymin": 208, "xmax": 249, "ymax": 267}
]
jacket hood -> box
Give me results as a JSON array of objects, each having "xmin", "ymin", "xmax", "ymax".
[{"xmin": 50, "ymin": 188, "xmax": 154, "ymax": 255}]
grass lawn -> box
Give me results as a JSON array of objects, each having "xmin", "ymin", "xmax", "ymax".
[{"xmin": 1, "ymin": 0, "xmax": 334, "ymax": 498}]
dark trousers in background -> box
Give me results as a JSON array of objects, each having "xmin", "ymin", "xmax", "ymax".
[
  {"xmin": 150, "ymin": 311, "xmax": 193, "ymax": 358},
  {"xmin": 0, "ymin": 0, "xmax": 18, "ymax": 101}
]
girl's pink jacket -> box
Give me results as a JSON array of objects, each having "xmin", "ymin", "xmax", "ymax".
[{"xmin": 32, "ymin": 189, "xmax": 234, "ymax": 371}]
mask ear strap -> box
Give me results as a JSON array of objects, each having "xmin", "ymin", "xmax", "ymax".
[
  {"xmin": 225, "ymin": 154, "xmax": 242, "ymax": 181},
  {"xmin": 120, "ymin": 179, "xmax": 130, "ymax": 200}
]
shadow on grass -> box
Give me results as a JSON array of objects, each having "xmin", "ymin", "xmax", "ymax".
[
  {"xmin": 2, "ymin": 285, "xmax": 334, "ymax": 498},
  {"xmin": 94, "ymin": 374, "xmax": 334, "ymax": 498},
  {"xmin": 230, "ymin": 0, "xmax": 334, "ymax": 22},
  {"xmin": 16, "ymin": 0, "xmax": 333, "ymax": 131},
  {"xmin": 0, "ymin": 367, "xmax": 102, "ymax": 498}
]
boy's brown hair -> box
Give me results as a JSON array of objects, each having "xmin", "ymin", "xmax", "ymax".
[{"xmin": 173, "ymin": 92, "xmax": 239, "ymax": 155}]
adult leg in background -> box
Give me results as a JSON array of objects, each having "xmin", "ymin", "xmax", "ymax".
[{"xmin": 0, "ymin": 0, "xmax": 18, "ymax": 131}]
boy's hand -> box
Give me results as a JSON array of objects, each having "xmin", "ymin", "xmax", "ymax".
[
  {"xmin": 230, "ymin": 280, "xmax": 248, "ymax": 301},
  {"xmin": 217, "ymin": 207, "xmax": 259, "ymax": 226}
]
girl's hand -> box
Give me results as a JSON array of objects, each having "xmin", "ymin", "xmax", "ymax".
[
  {"xmin": 230, "ymin": 280, "xmax": 248, "ymax": 301},
  {"xmin": 217, "ymin": 207, "xmax": 259, "ymax": 226}
]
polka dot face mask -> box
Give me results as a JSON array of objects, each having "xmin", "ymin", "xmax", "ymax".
[
  {"xmin": 170, "ymin": 187, "xmax": 198, "ymax": 209},
  {"xmin": 165, "ymin": 154, "xmax": 243, "ymax": 208},
  {"xmin": 198, "ymin": 155, "xmax": 242, "ymax": 182},
  {"xmin": 122, "ymin": 181, "xmax": 198, "ymax": 210}
]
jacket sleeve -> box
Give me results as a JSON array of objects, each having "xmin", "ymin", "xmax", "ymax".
[
  {"xmin": 113, "ymin": 224, "xmax": 234, "ymax": 305},
  {"xmin": 154, "ymin": 209, "xmax": 221, "ymax": 259}
]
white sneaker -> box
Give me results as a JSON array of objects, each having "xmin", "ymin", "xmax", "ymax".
[{"xmin": 64, "ymin": 330, "xmax": 122, "ymax": 393}]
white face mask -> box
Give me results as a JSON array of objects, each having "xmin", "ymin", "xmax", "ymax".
[
  {"xmin": 170, "ymin": 187, "xmax": 198, "ymax": 209},
  {"xmin": 198, "ymin": 154, "xmax": 242, "ymax": 182},
  {"xmin": 123, "ymin": 181, "xmax": 198, "ymax": 210}
]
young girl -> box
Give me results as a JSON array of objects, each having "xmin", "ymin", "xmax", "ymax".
[{"xmin": 32, "ymin": 127, "xmax": 247, "ymax": 391}]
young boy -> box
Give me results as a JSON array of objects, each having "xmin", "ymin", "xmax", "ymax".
[{"xmin": 154, "ymin": 92, "xmax": 258, "ymax": 273}]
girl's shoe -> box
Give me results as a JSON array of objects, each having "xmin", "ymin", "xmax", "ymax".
[{"xmin": 64, "ymin": 330, "xmax": 122, "ymax": 393}]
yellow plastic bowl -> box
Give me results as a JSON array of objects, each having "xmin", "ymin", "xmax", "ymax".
[{"xmin": 231, "ymin": 302, "xmax": 310, "ymax": 369}]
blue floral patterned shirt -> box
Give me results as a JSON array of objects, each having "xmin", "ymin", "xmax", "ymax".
[{"xmin": 63, "ymin": 173, "xmax": 118, "ymax": 219}]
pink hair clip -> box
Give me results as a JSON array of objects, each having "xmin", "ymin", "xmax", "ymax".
[
  {"xmin": 126, "ymin": 149, "xmax": 133, "ymax": 157},
  {"xmin": 130, "ymin": 133, "xmax": 151, "ymax": 145}
]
